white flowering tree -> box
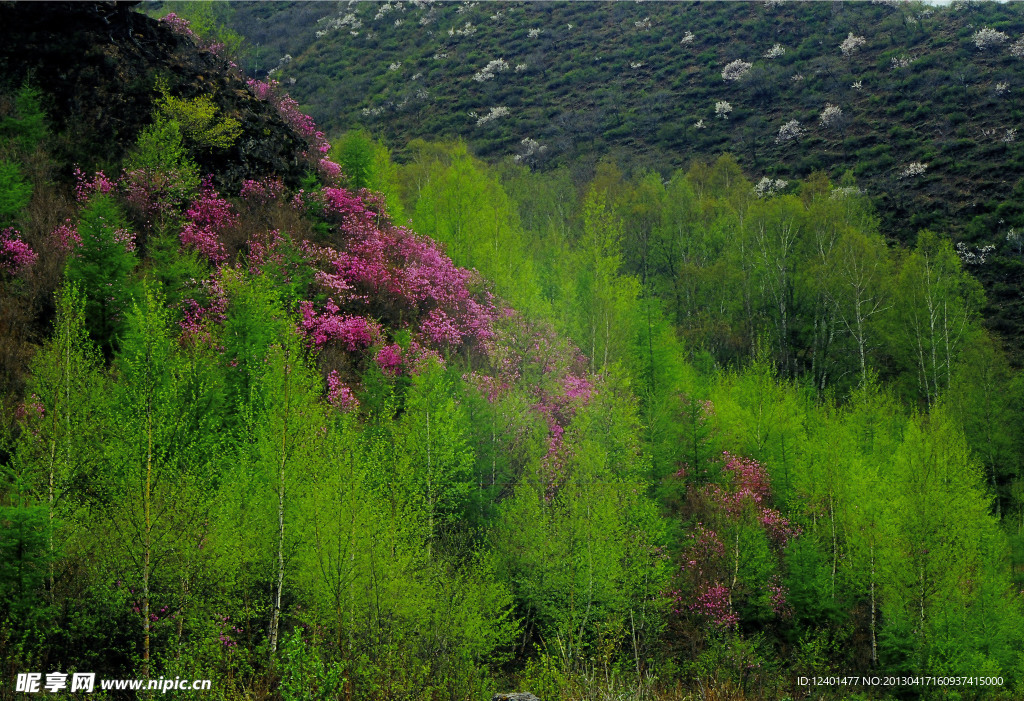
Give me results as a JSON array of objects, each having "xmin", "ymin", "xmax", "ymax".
[
  {"xmin": 754, "ymin": 177, "xmax": 788, "ymax": 198},
  {"xmin": 840, "ymin": 33, "xmax": 867, "ymax": 57},
  {"xmin": 473, "ymin": 59, "xmax": 509, "ymax": 82},
  {"xmin": 898, "ymin": 162, "xmax": 927, "ymax": 179},
  {"xmin": 973, "ymin": 27, "xmax": 1008, "ymax": 51},
  {"xmin": 722, "ymin": 60, "xmax": 753, "ymax": 82},
  {"xmin": 477, "ymin": 106, "xmax": 510, "ymax": 126},
  {"xmin": 775, "ymin": 119, "xmax": 804, "ymax": 144},
  {"xmin": 819, "ymin": 103, "xmax": 843, "ymax": 129},
  {"xmin": 1011, "ymin": 37, "xmax": 1024, "ymax": 58},
  {"xmin": 715, "ymin": 101, "xmax": 732, "ymax": 119},
  {"xmin": 763, "ymin": 44, "xmax": 785, "ymax": 59}
]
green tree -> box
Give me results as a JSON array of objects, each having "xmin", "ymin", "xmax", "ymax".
[{"xmin": 65, "ymin": 194, "xmax": 138, "ymax": 356}]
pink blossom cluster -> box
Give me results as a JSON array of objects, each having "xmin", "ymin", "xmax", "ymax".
[
  {"xmin": 159, "ymin": 13, "xmax": 198, "ymax": 42},
  {"xmin": 159, "ymin": 13, "xmax": 229, "ymax": 58},
  {"xmin": 14, "ymin": 394, "xmax": 45, "ymax": 422},
  {"xmin": 73, "ymin": 166, "xmax": 115, "ymax": 203},
  {"xmin": 214, "ymin": 613, "xmax": 242, "ymax": 650},
  {"xmin": 298, "ymin": 299, "xmax": 380, "ymax": 350},
  {"xmin": 680, "ymin": 523, "xmax": 726, "ymax": 576},
  {"xmin": 462, "ymin": 371, "xmax": 511, "ymax": 402},
  {"xmin": 307, "ymin": 224, "xmax": 497, "ymax": 352},
  {"xmin": 768, "ymin": 578, "xmax": 789, "ymax": 617},
  {"xmin": 0, "ymin": 228, "xmax": 37, "ymax": 274},
  {"xmin": 245, "ymin": 78, "xmax": 331, "ymax": 156},
  {"xmin": 239, "ymin": 177, "xmax": 286, "ymax": 204},
  {"xmin": 297, "ymin": 186, "xmax": 374, "ymax": 227},
  {"xmin": 375, "ymin": 343, "xmax": 404, "ymax": 376},
  {"xmin": 50, "ymin": 219, "xmax": 81, "ymax": 251},
  {"xmin": 689, "ymin": 585, "xmax": 738, "ymax": 630},
  {"xmin": 703, "ymin": 452, "xmax": 799, "ymax": 544},
  {"xmin": 561, "ymin": 373, "xmax": 593, "ymax": 402},
  {"xmin": 179, "ymin": 275, "xmax": 228, "ymax": 345},
  {"xmin": 246, "ymin": 229, "xmax": 288, "ymax": 275},
  {"xmin": 180, "ymin": 178, "xmax": 236, "ymax": 263},
  {"xmin": 326, "ymin": 370, "xmax": 359, "ymax": 412},
  {"xmin": 318, "ymin": 158, "xmax": 343, "ymax": 186}
]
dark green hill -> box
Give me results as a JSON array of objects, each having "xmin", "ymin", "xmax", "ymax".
[{"xmin": 217, "ymin": 0, "xmax": 1024, "ymax": 354}]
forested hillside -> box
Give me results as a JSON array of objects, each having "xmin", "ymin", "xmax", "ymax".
[
  {"xmin": 2, "ymin": 3, "xmax": 1024, "ymax": 701},
  {"xmin": 199, "ymin": 0, "xmax": 1024, "ymax": 356}
]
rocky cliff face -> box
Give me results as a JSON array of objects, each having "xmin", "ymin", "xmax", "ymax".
[{"xmin": 0, "ymin": 1, "xmax": 309, "ymax": 191}]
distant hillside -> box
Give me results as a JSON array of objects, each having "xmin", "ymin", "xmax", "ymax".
[{"xmin": 217, "ymin": 0, "xmax": 1024, "ymax": 351}]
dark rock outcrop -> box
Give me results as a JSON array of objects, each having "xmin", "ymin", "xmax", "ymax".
[{"xmin": 0, "ymin": 1, "xmax": 309, "ymax": 192}]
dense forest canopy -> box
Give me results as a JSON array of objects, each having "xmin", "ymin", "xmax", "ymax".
[{"xmin": 0, "ymin": 2, "xmax": 1023, "ymax": 700}]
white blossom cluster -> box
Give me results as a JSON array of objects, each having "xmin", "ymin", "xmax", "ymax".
[
  {"xmin": 389, "ymin": 62, "xmax": 402, "ymax": 71},
  {"xmin": 362, "ymin": 105, "xmax": 386, "ymax": 117},
  {"xmin": 840, "ymin": 33, "xmax": 867, "ymax": 57},
  {"xmin": 267, "ymin": 54, "xmax": 292, "ymax": 78},
  {"xmin": 433, "ymin": 52, "xmax": 448, "ymax": 60},
  {"xmin": 955, "ymin": 242, "xmax": 996, "ymax": 265},
  {"xmin": 715, "ymin": 101, "xmax": 732, "ymax": 119},
  {"xmin": 477, "ymin": 106, "xmax": 510, "ymax": 125},
  {"xmin": 764, "ymin": 44, "xmax": 785, "ymax": 59},
  {"xmin": 630, "ymin": 61, "xmax": 645, "ymax": 69},
  {"xmin": 374, "ymin": 2, "xmax": 402, "ymax": 21},
  {"xmin": 419, "ymin": 10, "xmax": 437, "ymax": 26},
  {"xmin": 680, "ymin": 31, "xmax": 695, "ymax": 45},
  {"xmin": 474, "ymin": 59, "xmax": 509, "ymax": 82},
  {"xmin": 891, "ymin": 55, "xmax": 914, "ymax": 70},
  {"xmin": 1004, "ymin": 128, "xmax": 1017, "ymax": 143},
  {"xmin": 830, "ymin": 186, "xmax": 863, "ymax": 199},
  {"xmin": 764, "ymin": 0, "xmax": 785, "ymax": 9},
  {"xmin": 791, "ymin": 74, "xmax": 805, "ymax": 83},
  {"xmin": 316, "ymin": 12, "xmax": 361, "ymax": 38},
  {"xmin": 694, "ymin": 119, "xmax": 705, "ymax": 129},
  {"xmin": 898, "ymin": 162, "xmax": 927, "ymax": 179},
  {"xmin": 1011, "ymin": 37, "xmax": 1024, "ymax": 58},
  {"xmin": 635, "ymin": 17, "xmax": 652, "ymax": 30},
  {"xmin": 515, "ymin": 63, "xmax": 527, "ymax": 72},
  {"xmin": 722, "ymin": 59, "xmax": 753, "ymax": 82},
  {"xmin": 819, "ymin": 103, "xmax": 843, "ymax": 128},
  {"xmin": 973, "ymin": 27, "xmax": 1009, "ymax": 51},
  {"xmin": 528, "ymin": 28, "xmax": 543, "ymax": 38},
  {"xmin": 754, "ymin": 177, "xmax": 788, "ymax": 197},
  {"xmin": 513, "ymin": 137, "xmax": 548, "ymax": 163},
  {"xmin": 775, "ymin": 119, "xmax": 804, "ymax": 143},
  {"xmin": 455, "ymin": 1, "xmax": 478, "ymax": 14},
  {"xmin": 995, "ymin": 82, "xmax": 1010, "ymax": 95},
  {"xmin": 1007, "ymin": 229, "xmax": 1023, "ymax": 255},
  {"xmin": 852, "ymin": 80, "xmax": 863, "ymax": 90},
  {"xmin": 449, "ymin": 21, "xmax": 476, "ymax": 37}
]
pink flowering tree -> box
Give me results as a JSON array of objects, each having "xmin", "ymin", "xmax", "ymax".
[{"xmin": 670, "ymin": 444, "xmax": 798, "ymax": 644}]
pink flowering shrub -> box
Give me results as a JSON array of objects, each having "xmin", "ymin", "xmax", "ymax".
[
  {"xmin": 239, "ymin": 177, "xmax": 286, "ymax": 205},
  {"xmin": 179, "ymin": 274, "xmax": 228, "ymax": 346},
  {"xmin": 0, "ymin": 227, "xmax": 37, "ymax": 274},
  {"xmin": 51, "ymin": 219, "xmax": 81, "ymax": 251},
  {"xmin": 73, "ymin": 167, "xmax": 115, "ymax": 203},
  {"xmin": 670, "ymin": 448, "xmax": 799, "ymax": 632},
  {"xmin": 180, "ymin": 178, "xmax": 236, "ymax": 263},
  {"xmin": 376, "ymin": 344, "xmax": 404, "ymax": 376},
  {"xmin": 298, "ymin": 299, "xmax": 380, "ymax": 350},
  {"xmin": 326, "ymin": 370, "xmax": 359, "ymax": 412},
  {"xmin": 245, "ymin": 78, "xmax": 330, "ymax": 157}
]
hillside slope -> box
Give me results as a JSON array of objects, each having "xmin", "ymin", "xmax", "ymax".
[{"xmin": 220, "ymin": 0, "xmax": 1024, "ymax": 351}]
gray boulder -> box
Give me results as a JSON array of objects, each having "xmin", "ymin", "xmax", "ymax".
[{"xmin": 491, "ymin": 694, "xmax": 541, "ymax": 701}]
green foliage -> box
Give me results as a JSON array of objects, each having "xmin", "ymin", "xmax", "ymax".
[
  {"xmin": 0, "ymin": 159, "xmax": 32, "ymax": 227},
  {"xmin": 155, "ymin": 78, "xmax": 242, "ymax": 151},
  {"xmin": 0, "ymin": 83, "xmax": 47, "ymax": 151},
  {"xmin": 65, "ymin": 195, "xmax": 138, "ymax": 355}
]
